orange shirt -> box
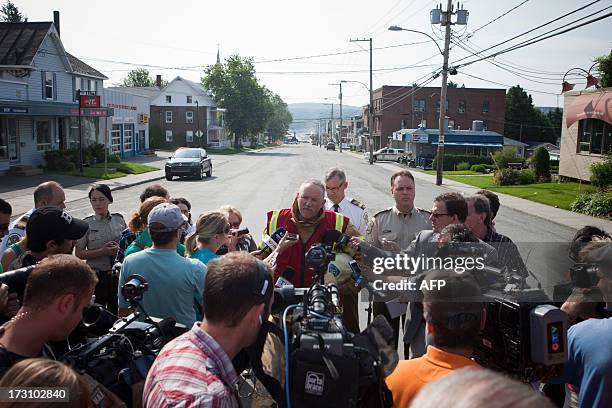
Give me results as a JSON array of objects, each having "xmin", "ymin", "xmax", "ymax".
[{"xmin": 386, "ymin": 345, "xmax": 481, "ymax": 407}]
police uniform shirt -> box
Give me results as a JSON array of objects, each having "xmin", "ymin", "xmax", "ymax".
[
  {"xmin": 325, "ymin": 196, "xmax": 369, "ymax": 235},
  {"xmin": 366, "ymin": 206, "xmax": 431, "ymax": 251},
  {"xmin": 76, "ymin": 212, "xmax": 127, "ymax": 272},
  {"xmin": 0, "ymin": 207, "xmax": 35, "ymax": 256}
]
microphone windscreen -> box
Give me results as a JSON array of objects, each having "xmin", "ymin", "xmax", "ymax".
[{"xmin": 322, "ymin": 229, "xmax": 343, "ymax": 246}]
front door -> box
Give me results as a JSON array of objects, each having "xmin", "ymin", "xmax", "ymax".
[
  {"xmin": 139, "ymin": 130, "xmax": 145, "ymax": 153},
  {"xmin": 7, "ymin": 117, "xmax": 19, "ymax": 163}
]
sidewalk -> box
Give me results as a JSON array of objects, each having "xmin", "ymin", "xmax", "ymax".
[{"xmin": 344, "ymin": 150, "xmax": 612, "ymax": 231}]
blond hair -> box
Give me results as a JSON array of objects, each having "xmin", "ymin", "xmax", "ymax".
[
  {"xmin": 219, "ymin": 205, "xmax": 242, "ymax": 224},
  {"xmin": 0, "ymin": 358, "xmax": 89, "ymax": 408},
  {"xmin": 185, "ymin": 211, "xmax": 228, "ymax": 256},
  {"xmin": 128, "ymin": 196, "xmax": 167, "ymax": 233}
]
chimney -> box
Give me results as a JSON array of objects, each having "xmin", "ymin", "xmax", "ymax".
[
  {"xmin": 53, "ymin": 11, "xmax": 60, "ymax": 37},
  {"xmin": 156, "ymin": 75, "xmax": 162, "ymax": 88}
]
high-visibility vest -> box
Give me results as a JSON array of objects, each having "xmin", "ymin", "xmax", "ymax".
[{"xmin": 265, "ymin": 208, "xmax": 348, "ymax": 287}]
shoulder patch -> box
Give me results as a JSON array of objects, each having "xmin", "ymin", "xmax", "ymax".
[
  {"xmin": 350, "ymin": 198, "xmax": 366, "ymax": 210},
  {"xmin": 373, "ymin": 207, "xmax": 392, "ymax": 217},
  {"xmin": 14, "ymin": 214, "xmax": 29, "ymax": 230},
  {"xmin": 416, "ymin": 207, "xmax": 431, "ymax": 214}
]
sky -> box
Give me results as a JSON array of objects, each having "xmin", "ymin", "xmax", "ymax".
[{"xmin": 14, "ymin": 0, "xmax": 612, "ymax": 109}]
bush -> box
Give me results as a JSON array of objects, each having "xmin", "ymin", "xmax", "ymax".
[
  {"xmin": 590, "ymin": 153, "xmax": 612, "ymax": 189},
  {"xmin": 433, "ymin": 154, "xmax": 493, "ymax": 171},
  {"xmin": 531, "ymin": 147, "xmax": 551, "ymax": 181},
  {"xmin": 494, "ymin": 169, "xmax": 521, "ymax": 186},
  {"xmin": 518, "ymin": 169, "xmax": 536, "ymax": 185},
  {"xmin": 492, "ymin": 146, "xmax": 520, "ymax": 169},
  {"xmin": 456, "ymin": 161, "xmax": 471, "ymax": 171},
  {"xmin": 86, "ymin": 143, "xmax": 106, "ymax": 164},
  {"xmin": 570, "ymin": 192, "xmax": 612, "ymax": 218},
  {"xmin": 470, "ymin": 164, "xmax": 487, "ymax": 173},
  {"xmin": 108, "ymin": 154, "xmax": 121, "ymax": 163},
  {"xmin": 43, "ymin": 149, "xmax": 78, "ymax": 171}
]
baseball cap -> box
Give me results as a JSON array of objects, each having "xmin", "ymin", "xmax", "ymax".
[
  {"xmin": 586, "ymin": 243, "xmax": 612, "ymax": 268},
  {"xmin": 27, "ymin": 207, "xmax": 89, "ymax": 244},
  {"xmin": 148, "ymin": 203, "xmax": 187, "ymax": 232}
]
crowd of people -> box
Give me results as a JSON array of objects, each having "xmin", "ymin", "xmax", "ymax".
[{"xmin": 0, "ymin": 168, "xmax": 609, "ymax": 407}]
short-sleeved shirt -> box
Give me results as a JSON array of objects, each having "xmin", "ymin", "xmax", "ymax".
[
  {"xmin": 0, "ymin": 208, "xmax": 34, "ymax": 257},
  {"xmin": 386, "ymin": 345, "xmax": 481, "ymax": 407},
  {"xmin": 191, "ymin": 247, "xmax": 220, "ymax": 265},
  {"xmin": 76, "ymin": 212, "xmax": 126, "ymax": 272},
  {"xmin": 366, "ymin": 206, "xmax": 431, "ymax": 251},
  {"xmin": 124, "ymin": 228, "xmax": 185, "ymax": 259},
  {"xmin": 143, "ymin": 323, "xmax": 240, "ymax": 408},
  {"xmin": 118, "ymin": 248, "xmax": 206, "ymax": 327},
  {"xmin": 325, "ymin": 196, "xmax": 369, "ymax": 235},
  {"xmin": 550, "ymin": 317, "xmax": 612, "ymax": 408}
]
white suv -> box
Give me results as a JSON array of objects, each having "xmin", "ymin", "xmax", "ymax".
[{"xmin": 372, "ymin": 147, "xmax": 405, "ymax": 162}]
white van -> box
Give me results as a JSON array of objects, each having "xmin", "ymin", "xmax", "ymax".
[{"xmin": 372, "ymin": 148, "xmax": 405, "ymax": 162}]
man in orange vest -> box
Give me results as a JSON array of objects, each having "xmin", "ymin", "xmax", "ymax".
[{"xmin": 263, "ymin": 179, "xmax": 361, "ymax": 331}]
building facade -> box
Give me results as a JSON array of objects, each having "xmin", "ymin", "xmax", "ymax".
[
  {"xmin": 370, "ymin": 86, "xmax": 506, "ymax": 150},
  {"xmin": 559, "ymin": 87, "xmax": 612, "ymax": 181},
  {"xmin": 103, "ymin": 88, "xmax": 150, "ymax": 158}
]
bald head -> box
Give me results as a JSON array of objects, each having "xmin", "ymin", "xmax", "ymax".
[{"xmin": 34, "ymin": 181, "xmax": 66, "ymax": 209}]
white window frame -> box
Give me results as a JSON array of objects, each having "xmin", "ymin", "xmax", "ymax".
[
  {"xmin": 186, "ymin": 130, "xmax": 194, "ymax": 143},
  {"xmin": 111, "ymin": 125, "xmax": 121, "ymax": 154},
  {"xmin": 165, "ymin": 130, "xmax": 173, "ymax": 142},
  {"xmin": 165, "ymin": 111, "xmax": 173, "ymax": 123},
  {"xmin": 165, "ymin": 95, "xmax": 172, "ymax": 103},
  {"xmin": 186, "ymin": 95, "xmax": 192, "ymax": 103},
  {"xmin": 186, "ymin": 111, "xmax": 193, "ymax": 123},
  {"xmin": 483, "ymin": 101, "xmax": 490, "ymax": 113},
  {"xmin": 44, "ymin": 72, "xmax": 54, "ymax": 100},
  {"xmin": 124, "ymin": 125, "xmax": 133, "ymax": 151}
]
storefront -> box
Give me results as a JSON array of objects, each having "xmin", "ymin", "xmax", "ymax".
[{"xmin": 103, "ymin": 89, "xmax": 150, "ymax": 158}]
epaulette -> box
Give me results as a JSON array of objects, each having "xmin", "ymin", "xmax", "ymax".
[
  {"xmin": 416, "ymin": 207, "xmax": 431, "ymax": 215},
  {"xmin": 14, "ymin": 214, "xmax": 29, "ymax": 230},
  {"xmin": 83, "ymin": 214, "xmax": 95, "ymax": 219},
  {"xmin": 373, "ymin": 207, "xmax": 393, "ymax": 217},
  {"xmin": 350, "ymin": 198, "xmax": 366, "ymax": 210},
  {"xmin": 112, "ymin": 212, "xmax": 125, "ymax": 219}
]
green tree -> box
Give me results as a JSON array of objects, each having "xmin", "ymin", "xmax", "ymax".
[
  {"xmin": 265, "ymin": 90, "xmax": 293, "ymax": 142},
  {"xmin": 505, "ymin": 85, "xmax": 556, "ymax": 143},
  {"xmin": 447, "ymin": 81, "xmax": 458, "ymax": 88},
  {"xmin": 0, "ymin": 1, "xmax": 26, "ymax": 22},
  {"xmin": 594, "ymin": 50, "xmax": 612, "ymax": 88},
  {"xmin": 531, "ymin": 146, "xmax": 551, "ymax": 182},
  {"xmin": 121, "ymin": 69, "xmax": 155, "ymax": 87},
  {"xmin": 202, "ymin": 55, "xmax": 272, "ymax": 147},
  {"xmin": 546, "ymin": 107, "xmax": 563, "ymax": 144}
]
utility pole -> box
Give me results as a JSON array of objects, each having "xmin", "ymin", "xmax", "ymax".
[
  {"xmin": 350, "ymin": 37, "xmax": 373, "ymax": 164},
  {"xmin": 330, "ymin": 103, "xmax": 334, "ymax": 145},
  {"xmin": 432, "ymin": 0, "xmax": 468, "ymax": 186}
]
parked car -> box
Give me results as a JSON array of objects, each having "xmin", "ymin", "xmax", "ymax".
[
  {"xmin": 372, "ymin": 147, "xmax": 405, "ymax": 162},
  {"xmin": 326, "ymin": 142, "xmax": 336, "ymax": 151},
  {"xmin": 165, "ymin": 148, "xmax": 212, "ymax": 181}
]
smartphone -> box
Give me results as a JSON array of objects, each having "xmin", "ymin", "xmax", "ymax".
[{"xmin": 285, "ymin": 232, "xmax": 299, "ymax": 241}]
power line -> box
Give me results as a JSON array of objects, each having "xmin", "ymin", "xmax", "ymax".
[
  {"xmin": 467, "ymin": 0, "xmax": 531, "ymax": 38},
  {"xmin": 363, "ymin": 0, "xmax": 407, "ymax": 34},
  {"xmin": 458, "ymin": 72, "xmax": 559, "ymax": 95}
]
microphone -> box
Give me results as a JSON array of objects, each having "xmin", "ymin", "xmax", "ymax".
[
  {"xmin": 322, "ymin": 229, "xmax": 343, "ymax": 246},
  {"xmin": 275, "ymin": 266, "xmax": 295, "ymax": 287},
  {"xmin": 261, "ymin": 227, "xmax": 287, "ymax": 254}
]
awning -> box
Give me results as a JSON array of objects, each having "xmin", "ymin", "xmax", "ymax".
[
  {"xmin": 431, "ymin": 142, "xmax": 503, "ymax": 147},
  {"xmin": 566, "ymin": 91, "xmax": 612, "ymax": 128}
]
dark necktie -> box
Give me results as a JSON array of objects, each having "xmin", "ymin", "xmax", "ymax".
[{"xmin": 333, "ymin": 204, "xmax": 340, "ymax": 212}]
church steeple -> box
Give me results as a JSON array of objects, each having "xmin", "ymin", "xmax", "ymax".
[{"xmin": 216, "ymin": 44, "xmax": 221, "ymax": 65}]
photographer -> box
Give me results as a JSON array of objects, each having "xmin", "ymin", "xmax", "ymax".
[
  {"xmin": 143, "ymin": 252, "xmax": 273, "ymax": 408},
  {"xmin": 0, "ymin": 255, "xmax": 97, "ymax": 376},
  {"xmin": 548, "ymin": 242, "xmax": 612, "ymax": 408},
  {"xmin": 219, "ymin": 205, "xmax": 258, "ymax": 252},
  {"xmin": 386, "ymin": 269, "xmax": 485, "ymax": 407}
]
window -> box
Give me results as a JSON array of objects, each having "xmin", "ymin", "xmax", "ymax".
[
  {"xmin": 186, "ymin": 96, "xmax": 193, "ymax": 103},
  {"xmin": 186, "ymin": 111, "xmax": 194, "ymax": 123},
  {"xmin": 165, "ymin": 111, "xmax": 173, "ymax": 123},
  {"xmin": 81, "ymin": 78, "xmax": 87, "ymax": 90},
  {"xmin": 166, "ymin": 130, "xmax": 173, "ymax": 142},
  {"xmin": 482, "ymin": 100, "xmax": 490, "ymax": 113},
  {"xmin": 124, "ymin": 124, "xmax": 133, "ymax": 152},
  {"xmin": 111, "ymin": 124, "xmax": 122, "ymax": 154},
  {"xmin": 413, "ymin": 99, "xmax": 426, "ymax": 112},
  {"xmin": 36, "ymin": 120, "xmax": 52, "ymax": 151},
  {"xmin": 578, "ymin": 119, "xmax": 612, "ymax": 155},
  {"xmin": 165, "ymin": 95, "xmax": 172, "ymax": 103},
  {"xmin": 92, "ymin": 80, "xmax": 97, "ymax": 92},
  {"xmin": 458, "ymin": 100, "xmax": 466, "ymax": 114},
  {"xmin": 186, "ymin": 130, "xmax": 194, "ymax": 142},
  {"xmin": 435, "ymin": 99, "xmax": 449, "ymax": 113},
  {"xmin": 45, "ymin": 72, "xmax": 54, "ymax": 99},
  {"xmin": 0, "ymin": 117, "xmax": 11, "ymax": 160}
]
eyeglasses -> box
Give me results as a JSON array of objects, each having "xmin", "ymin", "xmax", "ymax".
[
  {"xmin": 229, "ymin": 222, "xmax": 241, "ymax": 229},
  {"xmin": 431, "ymin": 213, "xmax": 450, "ymax": 219},
  {"xmin": 325, "ymin": 184, "xmax": 343, "ymax": 192}
]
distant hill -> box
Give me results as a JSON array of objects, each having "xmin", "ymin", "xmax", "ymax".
[{"xmin": 289, "ymin": 103, "xmax": 363, "ymax": 136}]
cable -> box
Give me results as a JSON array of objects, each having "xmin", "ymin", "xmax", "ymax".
[
  {"xmin": 458, "ymin": 72, "xmax": 559, "ymax": 95},
  {"xmin": 467, "ymin": 0, "xmax": 531, "ymax": 38},
  {"xmin": 363, "ymin": 0, "xmax": 407, "ymax": 35},
  {"xmin": 283, "ymin": 304, "xmax": 303, "ymax": 408}
]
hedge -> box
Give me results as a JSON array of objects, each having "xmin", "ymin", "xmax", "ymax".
[{"xmin": 433, "ymin": 154, "xmax": 493, "ymax": 171}]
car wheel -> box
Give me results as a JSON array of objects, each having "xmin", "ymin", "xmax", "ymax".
[
  {"xmin": 206, "ymin": 165, "xmax": 212, "ymax": 178},
  {"xmin": 197, "ymin": 166, "xmax": 203, "ymax": 180},
  {"xmin": 373, "ymin": 156, "xmax": 377, "ymax": 162},
  {"xmin": 165, "ymin": 174, "xmax": 173, "ymax": 181}
]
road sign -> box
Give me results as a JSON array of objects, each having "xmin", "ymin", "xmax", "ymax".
[{"xmin": 196, "ymin": 130, "xmax": 204, "ymax": 137}]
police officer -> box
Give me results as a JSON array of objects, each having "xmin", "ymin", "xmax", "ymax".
[
  {"xmin": 75, "ymin": 184, "xmax": 126, "ymax": 315},
  {"xmin": 324, "ymin": 167, "xmax": 369, "ymax": 235},
  {"xmin": 365, "ymin": 170, "xmax": 431, "ymax": 352}
]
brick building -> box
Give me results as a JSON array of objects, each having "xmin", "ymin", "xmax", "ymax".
[{"xmin": 369, "ymin": 86, "xmax": 506, "ymax": 149}]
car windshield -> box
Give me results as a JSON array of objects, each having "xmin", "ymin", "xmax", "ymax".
[{"xmin": 174, "ymin": 150, "xmax": 200, "ymax": 158}]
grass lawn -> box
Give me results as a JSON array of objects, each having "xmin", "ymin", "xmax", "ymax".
[
  {"xmin": 57, "ymin": 161, "xmax": 159, "ymax": 180},
  {"xmin": 421, "ymin": 170, "xmax": 482, "ymax": 176},
  {"xmin": 445, "ymin": 174, "xmax": 595, "ymax": 210}
]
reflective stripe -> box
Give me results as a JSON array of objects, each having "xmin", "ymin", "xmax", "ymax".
[
  {"xmin": 334, "ymin": 213, "xmax": 344, "ymax": 232},
  {"xmin": 268, "ymin": 210, "xmax": 281, "ymax": 235}
]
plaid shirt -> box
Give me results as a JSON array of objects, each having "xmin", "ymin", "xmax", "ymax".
[
  {"xmin": 114, "ymin": 228, "xmax": 136, "ymax": 265},
  {"xmin": 143, "ymin": 323, "xmax": 240, "ymax": 408},
  {"xmin": 484, "ymin": 228, "xmax": 529, "ymax": 278}
]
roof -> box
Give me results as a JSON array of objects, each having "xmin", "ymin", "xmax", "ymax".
[
  {"xmin": 503, "ymin": 137, "xmax": 528, "ymax": 147},
  {"xmin": 0, "ymin": 22, "xmax": 52, "ymax": 66},
  {"xmin": 526, "ymin": 142, "xmax": 559, "ymax": 150},
  {"xmin": 401, "ymin": 127, "xmax": 503, "ymax": 137},
  {"xmin": 66, "ymin": 52, "xmax": 107, "ymax": 79},
  {"xmin": 106, "ymin": 86, "xmax": 161, "ymax": 98}
]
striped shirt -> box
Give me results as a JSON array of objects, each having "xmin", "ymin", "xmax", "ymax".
[
  {"xmin": 143, "ymin": 323, "xmax": 240, "ymax": 408},
  {"xmin": 484, "ymin": 228, "xmax": 529, "ymax": 278}
]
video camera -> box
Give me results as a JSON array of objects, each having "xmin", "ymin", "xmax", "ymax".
[
  {"xmin": 0, "ymin": 265, "xmax": 35, "ymax": 294},
  {"xmin": 62, "ymin": 275, "xmax": 185, "ymax": 405},
  {"xmin": 271, "ymin": 238, "xmax": 395, "ymax": 408}
]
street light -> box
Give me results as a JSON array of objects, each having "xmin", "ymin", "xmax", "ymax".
[
  {"xmin": 329, "ymin": 83, "xmax": 344, "ymax": 152},
  {"xmin": 561, "ymin": 63, "xmax": 599, "ymax": 93},
  {"xmin": 388, "ymin": 26, "xmax": 444, "ymax": 55},
  {"xmin": 323, "ymin": 97, "xmax": 335, "ymax": 147}
]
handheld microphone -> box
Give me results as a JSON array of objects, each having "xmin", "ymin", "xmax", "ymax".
[
  {"xmin": 275, "ymin": 266, "xmax": 295, "ymax": 287},
  {"xmin": 261, "ymin": 227, "xmax": 287, "ymax": 254},
  {"xmin": 322, "ymin": 229, "xmax": 351, "ymax": 247}
]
